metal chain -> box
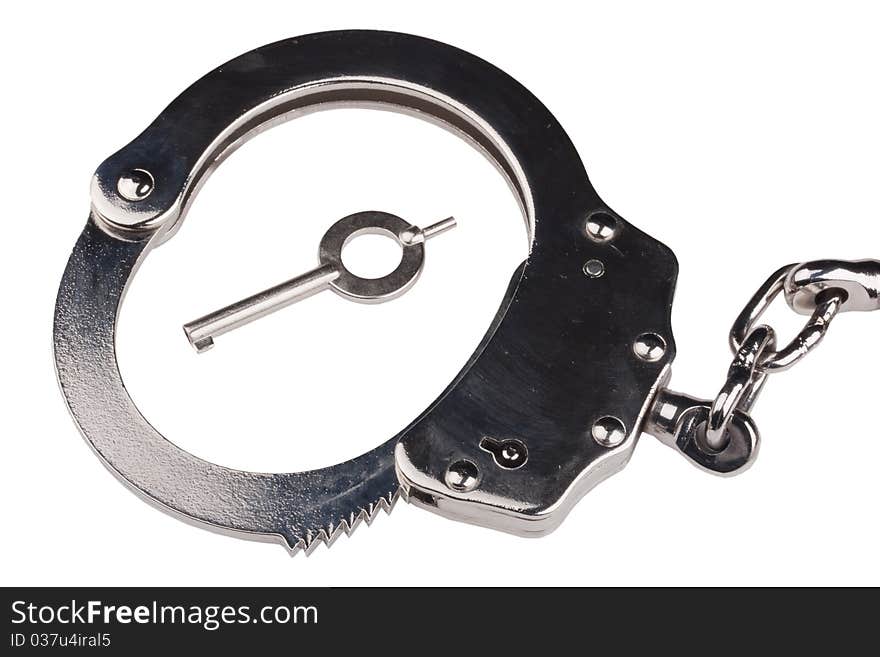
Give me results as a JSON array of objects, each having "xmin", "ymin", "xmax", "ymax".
[{"xmin": 706, "ymin": 258, "xmax": 879, "ymax": 451}]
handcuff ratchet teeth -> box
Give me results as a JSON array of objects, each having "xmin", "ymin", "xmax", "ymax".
[{"xmin": 53, "ymin": 30, "xmax": 879, "ymax": 554}]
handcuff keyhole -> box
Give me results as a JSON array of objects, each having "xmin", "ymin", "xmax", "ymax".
[{"xmin": 480, "ymin": 437, "xmax": 528, "ymax": 469}]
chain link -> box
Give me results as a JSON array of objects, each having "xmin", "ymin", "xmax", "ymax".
[
  {"xmin": 706, "ymin": 258, "xmax": 879, "ymax": 451},
  {"xmin": 729, "ymin": 265, "xmax": 848, "ymax": 373},
  {"xmin": 705, "ymin": 326, "xmax": 774, "ymax": 451}
]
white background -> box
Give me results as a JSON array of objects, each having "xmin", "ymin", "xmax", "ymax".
[{"xmin": 2, "ymin": 1, "xmax": 878, "ymax": 586}]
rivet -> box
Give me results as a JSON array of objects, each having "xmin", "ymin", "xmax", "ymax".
[
  {"xmin": 633, "ymin": 332, "xmax": 667, "ymax": 362},
  {"xmin": 583, "ymin": 259, "xmax": 605, "ymax": 278},
  {"xmin": 591, "ymin": 416, "xmax": 627, "ymax": 448},
  {"xmin": 116, "ymin": 168, "xmax": 154, "ymax": 202},
  {"xmin": 585, "ymin": 211, "xmax": 617, "ymax": 242},
  {"xmin": 445, "ymin": 459, "xmax": 480, "ymax": 492}
]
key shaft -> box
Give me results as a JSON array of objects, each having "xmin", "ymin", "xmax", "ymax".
[
  {"xmin": 182, "ymin": 213, "xmax": 455, "ymax": 352},
  {"xmin": 183, "ymin": 263, "xmax": 339, "ymax": 353}
]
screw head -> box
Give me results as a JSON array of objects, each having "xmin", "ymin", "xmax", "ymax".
[
  {"xmin": 445, "ymin": 459, "xmax": 480, "ymax": 492},
  {"xmin": 116, "ymin": 168, "xmax": 154, "ymax": 202},
  {"xmin": 585, "ymin": 211, "xmax": 617, "ymax": 242},
  {"xmin": 583, "ymin": 259, "xmax": 605, "ymax": 278},
  {"xmin": 633, "ymin": 332, "xmax": 667, "ymax": 362},
  {"xmin": 591, "ymin": 416, "xmax": 627, "ymax": 448}
]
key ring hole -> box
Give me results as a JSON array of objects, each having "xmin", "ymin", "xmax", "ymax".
[
  {"xmin": 320, "ymin": 211, "xmax": 426, "ymax": 301},
  {"xmin": 341, "ymin": 230, "xmax": 404, "ymax": 280}
]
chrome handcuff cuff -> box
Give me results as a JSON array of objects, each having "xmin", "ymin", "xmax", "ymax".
[{"xmin": 54, "ymin": 31, "xmax": 879, "ymax": 554}]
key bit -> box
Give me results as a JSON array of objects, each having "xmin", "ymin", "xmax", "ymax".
[{"xmin": 183, "ymin": 211, "xmax": 456, "ymax": 352}]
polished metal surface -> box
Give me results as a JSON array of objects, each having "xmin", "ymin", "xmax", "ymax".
[
  {"xmin": 705, "ymin": 325, "xmax": 774, "ymax": 451},
  {"xmin": 730, "ymin": 264, "xmax": 847, "ymax": 372},
  {"xmin": 591, "ymin": 416, "xmax": 627, "ymax": 449},
  {"xmin": 584, "ymin": 211, "xmax": 617, "ymax": 242},
  {"xmin": 445, "ymin": 460, "xmax": 481, "ymax": 493},
  {"xmin": 395, "ymin": 225, "xmax": 676, "ymax": 535},
  {"xmin": 646, "ymin": 256, "xmax": 878, "ymax": 472},
  {"xmin": 479, "ymin": 437, "xmax": 528, "ymax": 470},
  {"xmin": 56, "ymin": 219, "xmax": 403, "ymax": 554},
  {"xmin": 645, "ymin": 388, "xmax": 760, "ymax": 475},
  {"xmin": 116, "ymin": 168, "xmax": 154, "ymax": 202},
  {"xmin": 633, "ymin": 332, "xmax": 667, "ymax": 363},
  {"xmin": 56, "ymin": 30, "xmax": 678, "ymax": 550},
  {"xmin": 582, "ymin": 258, "xmax": 605, "ymax": 278},
  {"xmin": 784, "ymin": 258, "xmax": 880, "ymax": 314},
  {"xmin": 185, "ymin": 263, "xmax": 338, "ymax": 353},
  {"xmin": 54, "ymin": 30, "xmax": 880, "ymax": 552},
  {"xmin": 183, "ymin": 211, "xmax": 455, "ymax": 352}
]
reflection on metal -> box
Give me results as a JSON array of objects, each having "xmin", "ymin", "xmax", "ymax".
[{"xmin": 54, "ymin": 31, "xmax": 877, "ymax": 555}]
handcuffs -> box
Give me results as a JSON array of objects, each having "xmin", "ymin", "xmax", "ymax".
[{"xmin": 54, "ymin": 30, "xmax": 879, "ymax": 554}]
